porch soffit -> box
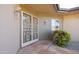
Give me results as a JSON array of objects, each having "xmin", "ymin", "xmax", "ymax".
[{"xmin": 20, "ymin": 4, "xmax": 62, "ymax": 18}]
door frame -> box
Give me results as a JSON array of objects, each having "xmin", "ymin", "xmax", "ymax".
[{"xmin": 20, "ymin": 11, "xmax": 39, "ymax": 47}]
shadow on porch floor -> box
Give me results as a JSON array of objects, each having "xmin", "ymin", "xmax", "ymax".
[{"xmin": 17, "ymin": 40, "xmax": 79, "ymax": 54}]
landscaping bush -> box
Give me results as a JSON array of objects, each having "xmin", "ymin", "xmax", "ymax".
[{"xmin": 52, "ymin": 30, "xmax": 71, "ymax": 47}]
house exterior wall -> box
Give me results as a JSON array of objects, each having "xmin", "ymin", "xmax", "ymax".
[
  {"xmin": 38, "ymin": 17, "xmax": 51, "ymax": 40},
  {"xmin": 63, "ymin": 14, "xmax": 79, "ymax": 42},
  {"xmin": 0, "ymin": 4, "xmax": 20, "ymax": 53}
]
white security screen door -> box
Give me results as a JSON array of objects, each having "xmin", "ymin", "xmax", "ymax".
[{"xmin": 21, "ymin": 11, "xmax": 39, "ymax": 47}]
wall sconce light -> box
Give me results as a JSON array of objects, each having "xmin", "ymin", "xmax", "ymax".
[
  {"xmin": 44, "ymin": 20, "xmax": 46, "ymax": 25},
  {"xmin": 14, "ymin": 5, "xmax": 21, "ymax": 19},
  {"xmin": 14, "ymin": 5, "xmax": 21, "ymax": 13}
]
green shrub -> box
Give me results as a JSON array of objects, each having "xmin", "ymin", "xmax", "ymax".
[{"xmin": 52, "ymin": 30, "xmax": 71, "ymax": 47}]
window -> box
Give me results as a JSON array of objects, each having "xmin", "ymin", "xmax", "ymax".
[{"xmin": 51, "ymin": 20, "xmax": 60, "ymax": 31}]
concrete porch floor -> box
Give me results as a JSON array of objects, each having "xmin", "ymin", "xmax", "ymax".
[{"xmin": 17, "ymin": 40, "xmax": 79, "ymax": 54}]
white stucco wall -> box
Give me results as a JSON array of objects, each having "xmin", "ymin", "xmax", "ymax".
[
  {"xmin": 38, "ymin": 17, "xmax": 51, "ymax": 40},
  {"xmin": 0, "ymin": 4, "xmax": 20, "ymax": 53}
]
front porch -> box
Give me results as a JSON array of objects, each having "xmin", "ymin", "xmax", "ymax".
[
  {"xmin": 0, "ymin": 4, "xmax": 79, "ymax": 54},
  {"xmin": 18, "ymin": 40, "xmax": 78, "ymax": 54}
]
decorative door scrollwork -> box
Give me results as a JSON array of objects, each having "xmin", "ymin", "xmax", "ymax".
[
  {"xmin": 23, "ymin": 13, "xmax": 31, "ymax": 43},
  {"xmin": 33, "ymin": 17, "xmax": 38, "ymax": 39}
]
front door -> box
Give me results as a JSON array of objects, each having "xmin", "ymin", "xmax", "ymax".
[{"xmin": 21, "ymin": 11, "xmax": 39, "ymax": 47}]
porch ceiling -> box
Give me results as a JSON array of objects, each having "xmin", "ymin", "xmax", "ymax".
[
  {"xmin": 20, "ymin": 4, "xmax": 79, "ymax": 17},
  {"xmin": 20, "ymin": 4, "xmax": 62, "ymax": 17}
]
